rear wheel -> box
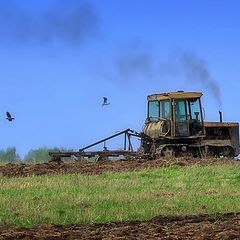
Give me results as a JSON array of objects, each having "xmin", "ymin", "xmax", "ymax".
[{"xmin": 161, "ymin": 146, "xmax": 175, "ymax": 158}]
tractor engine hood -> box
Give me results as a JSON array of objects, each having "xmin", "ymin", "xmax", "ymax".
[{"xmin": 143, "ymin": 119, "xmax": 170, "ymax": 139}]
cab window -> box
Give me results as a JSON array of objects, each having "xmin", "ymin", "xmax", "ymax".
[
  {"xmin": 148, "ymin": 101, "xmax": 159, "ymax": 120},
  {"xmin": 175, "ymin": 99, "xmax": 187, "ymax": 121},
  {"xmin": 188, "ymin": 98, "xmax": 202, "ymax": 121},
  {"xmin": 160, "ymin": 100, "xmax": 170, "ymax": 120}
]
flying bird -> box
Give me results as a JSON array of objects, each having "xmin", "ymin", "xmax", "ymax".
[
  {"xmin": 6, "ymin": 112, "xmax": 15, "ymax": 122},
  {"xmin": 102, "ymin": 97, "xmax": 110, "ymax": 106}
]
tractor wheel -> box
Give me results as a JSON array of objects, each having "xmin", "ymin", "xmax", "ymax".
[{"xmin": 162, "ymin": 146, "xmax": 175, "ymax": 158}]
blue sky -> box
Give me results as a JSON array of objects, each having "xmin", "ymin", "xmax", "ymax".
[{"xmin": 0, "ymin": 0, "xmax": 239, "ymax": 157}]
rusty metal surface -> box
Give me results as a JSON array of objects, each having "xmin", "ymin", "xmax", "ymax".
[
  {"xmin": 204, "ymin": 122, "xmax": 239, "ymax": 127},
  {"xmin": 148, "ymin": 92, "xmax": 202, "ymax": 101},
  {"xmin": 49, "ymin": 150, "xmax": 137, "ymax": 158},
  {"xmin": 143, "ymin": 120, "xmax": 169, "ymax": 139},
  {"xmin": 204, "ymin": 122, "xmax": 239, "ymax": 155},
  {"xmin": 202, "ymin": 139, "xmax": 232, "ymax": 146},
  {"xmin": 230, "ymin": 125, "xmax": 240, "ymax": 154}
]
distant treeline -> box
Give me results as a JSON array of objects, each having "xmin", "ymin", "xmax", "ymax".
[{"xmin": 0, "ymin": 147, "xmax": 71, "ymax": 163}]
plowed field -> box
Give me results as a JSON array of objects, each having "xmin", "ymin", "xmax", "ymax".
[
  {"xmin": 1, "ymin": 159, "xmax": 240, "ymax": 239},
  {"xmin": 0, "ymin": 157, "xmax": 238, "ymax": 177},
  {"xmin": 1, "ymin": 213, "xmax": 240, "ymax": 240}
]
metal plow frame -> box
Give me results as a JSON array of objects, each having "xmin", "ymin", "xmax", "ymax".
[{"xmin": 49, "ymin": 129, "xmax": 141, "ymax": 161}]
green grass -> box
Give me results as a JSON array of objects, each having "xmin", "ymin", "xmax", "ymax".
[{"xmin": 1, "ymin": 164, "xmax": 240, "ymax": 227}]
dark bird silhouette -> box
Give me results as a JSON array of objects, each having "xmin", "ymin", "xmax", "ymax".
[
  {"xmin": 6, "ymin": 112, "xmax": 15, "ymax": 121},
  {"xmin": 102, "ymin": 97, "xmax": 110, "ymax": 106}
]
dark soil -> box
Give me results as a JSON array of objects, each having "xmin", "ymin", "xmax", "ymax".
[
  {"xmin": 1, "ymin": 213, "xmax": 240, "ymax": 239},
  {"xmin": 0, "ymin": 157, "xmax": 238, "ymax": 178}
]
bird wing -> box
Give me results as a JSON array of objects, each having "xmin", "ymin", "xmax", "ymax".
[{"xmin": 6, "ymin": 112, "xmax": 11, "ymax": 118}]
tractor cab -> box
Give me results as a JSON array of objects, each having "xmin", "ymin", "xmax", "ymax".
[{"xmin": 144, "ymin": 91, "xmax": 205, "ymax": 139}]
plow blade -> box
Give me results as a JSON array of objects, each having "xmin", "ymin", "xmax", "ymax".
[{"xmin": 49, "ymin": 150, "xmax": 137, "ymax": 161}]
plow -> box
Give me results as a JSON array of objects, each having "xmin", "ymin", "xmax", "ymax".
[
  {"xmin": 49, "ymin": 129, "xmax": 141, "ymax": 161},
  {"xmin": 49, "ymin": 91, "xmax": 239, "ymax": 161}
]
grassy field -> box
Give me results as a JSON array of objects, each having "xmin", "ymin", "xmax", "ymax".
[{"xmin": 1, "ymin": 164, "xmax": 240, "ymax": 227}]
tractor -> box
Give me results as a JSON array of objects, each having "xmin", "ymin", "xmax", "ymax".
[{"xmin": 141, "ymin": 91, "xmax": 239, "ymax": 158}]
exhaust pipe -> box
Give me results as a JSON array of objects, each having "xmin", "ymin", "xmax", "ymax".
[{"xmin": 219, "ymin": 111, "xmax": 223, "ymax": 123}]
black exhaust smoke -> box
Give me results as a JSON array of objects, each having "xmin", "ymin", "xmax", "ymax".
[{"xmin": 0, "ymin": 1, "xmax": 99, "ymax": 46}]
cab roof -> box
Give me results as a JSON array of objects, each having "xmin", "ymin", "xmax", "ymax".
[{"xmin": 148, "ymin": 91, "xmax": 203, "ymax": 101}]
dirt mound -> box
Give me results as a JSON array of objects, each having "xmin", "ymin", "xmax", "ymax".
[
  {"xmin": 0, "ymin": 157, "xmax": 238, "ymax": 178},
  {"xmin": 0, "ymin": 213, "xmax": 240, "ymax": 239}
]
